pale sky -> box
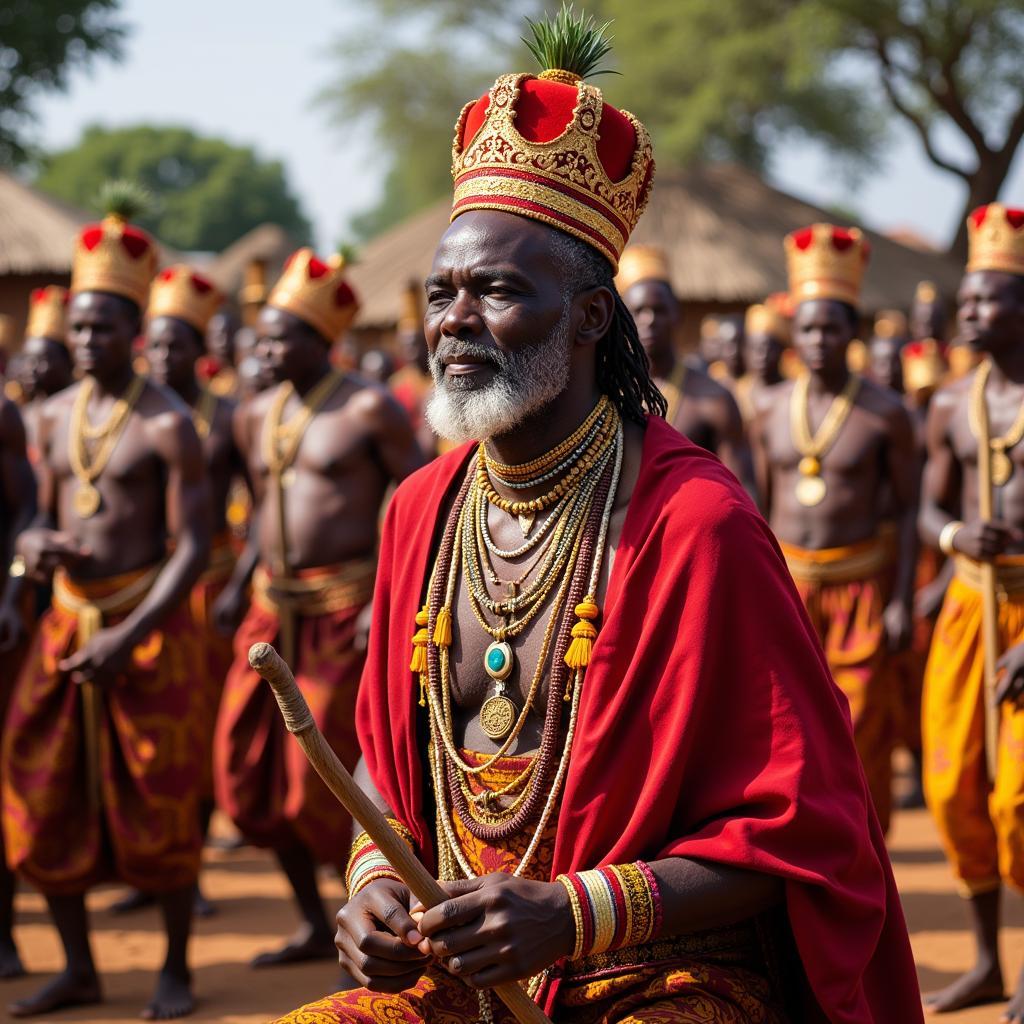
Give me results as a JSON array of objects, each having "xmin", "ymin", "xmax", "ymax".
[{"xmin": 30, "ymin": 0, "xmax": 1024, "ymax": 254}]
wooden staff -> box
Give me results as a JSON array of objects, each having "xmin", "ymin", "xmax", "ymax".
[
  {"xmin": 976, "ymin": 375, "xmax": 1001, "ymax": 782},
  {"xmin": 247, "ymin": 642, "xmax": 553, "ymax": 1024}
]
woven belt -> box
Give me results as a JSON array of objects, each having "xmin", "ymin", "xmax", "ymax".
[
  {"xmin": 252, "ymin": 559, "xmax": 376, "ymax": 617},
  {"xmin": 782, "ymin": 537, "xmax": 891, "ymax": 585},
  {"xmin": 954, "ymin": 555, "xmax": 1024, "ymax": 599},
  {"xmin": 53, "ymin": 563, "xmax": 164, "ymax": 641}
]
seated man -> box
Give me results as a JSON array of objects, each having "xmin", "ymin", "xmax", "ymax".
[{"xmin": 278, "ymin": 11, "xmax": 921, "ymax": 1024}]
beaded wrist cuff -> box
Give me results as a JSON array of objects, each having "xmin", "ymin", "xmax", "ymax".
[
  {"xmin": 556, "ymin": 861, "xmax": 662, "ymax": 961},
  {"xmin": 345, "ymin": 820, "xmax": 415, "ymax": 898}
]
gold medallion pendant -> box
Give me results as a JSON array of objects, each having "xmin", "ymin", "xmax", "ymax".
[
  {"xmin": 992, "ymin": 449, "xmax": 1014, "ymax": 487},
  {"xmin": 73, "ymin": 482, "xmax": 101, "ymax": 519},
  {"xmin": 795, "ymin": 474, "xmax": 827, "ymax": 507},
  {"xmin": 479, "ymin": 692, "xmax": 518, "ymax": 741}
]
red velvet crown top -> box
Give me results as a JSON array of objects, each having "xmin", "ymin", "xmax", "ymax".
[
  {"xmin": 451, "ymin": 71, "xmax": 654, "ymax": 269},
  {"xmin": 72, "ymin": 215, "xmax": 158, "ymax": 309}
]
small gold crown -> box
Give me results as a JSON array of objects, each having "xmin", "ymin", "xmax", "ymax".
[
  {"xmin": 148, "ymin": 265, "xmax": 222, "ymax": 335},
  {"xmin": 745, "ymin": 299, "xmax": 791, "ymax": 343},
  {"xmin": 266, "ymin": 248, "xmax": 359, "ymax": 343},
  {"xmin": 901, "ymin": 339, "xmax": 946, "ymax": 394},
  {"xmin": 397, "ymin": 279, "xmax": 424, "ymax": 333},
  {"xmin": 71, "ymin": 214, "xmax": 158, "ymax": 309},
  {"xmin": 616, "ymin": 245, "xmax": 671, "ymax": 294},
  {"xmin": 873, "ymin": 309, "xmax": 908, "ymax": 340},
  {"xmin": 966, "ymin": 203, "xmax": 1024, "ymax": 276},
  {"xmin": 784, "ymin": 223, "xmax": 870, "ymax": 307},
  {"xmin": 26, "ymin": 285, "xmax": 69, "ymax": 343}
]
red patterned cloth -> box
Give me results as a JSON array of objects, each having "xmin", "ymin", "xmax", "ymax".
[{"xmin": 1, "ymin": 567, "xmax": 205, "ymax": 894}]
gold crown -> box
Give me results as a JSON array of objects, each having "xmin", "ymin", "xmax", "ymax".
[
  {"xmin": 901, "ymin": 339, "xmax": 946, "ymax": 395},
  {"xmin": 397, "ymin": 279, "xmax": 424, "ymax": 333},
  {"xmin": 451, "ymin": 73, "xmax": 654, "ymax": 269},
  {"xmin": 26, "ymin": 285, "xmax": 69, "ymax": 343},
  {"xmin": 966, "ymin": 203, "xmax": 1024, "ymax": 276},
  {"xmin": 914, "ymin": 280, "xmax": 938, "ymax": 304},
  {"xmin": 148, "ymin": 265, "xmax": 222, "ymax": 335},
  {"xmin": 616, "ymin": 245, "xmax": 671, "ymax": 294},
  {"xmin": 873, "ymin": 309, "xmax": 908, "ymax": 340},
  {"xmin": 745, "ymin": 299, "xmax": 791, "ymax": 343},
  {"xmin": 71, "ymin": 214, "xmax": 158, "ymax": 309},
  {"xmin": 784, "ymin": 223, "xmax": 869, "ymax": 307},
  {"xmin": 266, "ymin": 248, "xmax": 360, "ymax": 343}
]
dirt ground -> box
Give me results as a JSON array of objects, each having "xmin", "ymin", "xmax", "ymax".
[{"xmin": 5, "ymin": 803, "xmax": 1022, "ymax": 1023}]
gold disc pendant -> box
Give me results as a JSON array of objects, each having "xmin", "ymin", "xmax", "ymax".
[
  {"xmin": 795, "ymin": 475, "xmax": 827, "ymax": 507},
  {"xmin": 992, "ymin": 449, "xmax": 1014, "ymax": 488},
  {"xmin": 479, "ymin": 693, "xmax": 518, "ymax": 740},
  {"xmin": 73, "ymin": 482, "xmax": 101, "ymax": 519}
]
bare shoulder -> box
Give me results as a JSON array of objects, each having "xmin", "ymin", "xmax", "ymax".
[
  {"xmin": 139, "ymin": 378, "xmax": 191, "ymax": 424},
  {"xmin": 857, "ymin": 377, "xmax": 909, "ymax": 422},
  {"xmin": 930, "ymin": 374, "xmax": 971, "ymax": 415},
  {"xmin": 341, "ymin": 372, "xmax": 410, "ymax": 427}
]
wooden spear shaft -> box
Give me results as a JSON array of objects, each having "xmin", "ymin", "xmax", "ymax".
[
  {"xmin": 247, "ymin": 642, "xmax": 554, "ymax": 1024},
  {"xmin": 976, "ymin": 374, "xmax": 1001, "ymax": 783}
]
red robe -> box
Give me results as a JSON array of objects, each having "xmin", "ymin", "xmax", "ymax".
[{"xmin": 357, "ymin": 415, "xmax": 922, "ymax": 1023}]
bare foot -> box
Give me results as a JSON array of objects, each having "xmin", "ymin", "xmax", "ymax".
[
  {"xmin": 111, "ymin": 889, "xmax": 156, "ymax": 915},
  {"xmin": 141, "ymin": 969, "xmax": 194, "ymax": 1020},
  {"xmin": 193, "ymin": 887, "xmax": 216, "ymax": 920},
  {"xmin": 251, "ymin": 925, "xmax": 336, "ymax": 968},
  {"xmin": 1001, "ymin": 965, "xmax": 1024, "ymax": 1022},
  {"xmin": 924, "ymin": 963, "xmax": 1004, "ymax": 1014},
  {"xmin": 9, "ymin": 968, "xmax": 101, "ymax": 1017},
  {"xmin": 0, "ymin": 939, "xmax": 25, "ymax": 979}
]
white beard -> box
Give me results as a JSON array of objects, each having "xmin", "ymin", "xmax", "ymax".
[{"xmin": 425, "ymin": 305, "xmax": 572, "ymax": 444}]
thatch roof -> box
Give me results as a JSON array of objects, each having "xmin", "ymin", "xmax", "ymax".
[
  {"xmin": 348, "ymin": 162, "xmax": 962, "ymax": 327},
  {"xmin": 206, "ymin": 222, "xmax": 300, "ymax": 299},
  {"xmin": 0, "ymin": 171, "xmax": 89, "ymax": 275}
]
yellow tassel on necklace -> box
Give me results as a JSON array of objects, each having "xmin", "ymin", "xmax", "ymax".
[
  {"xmin": 564, "ymin": 596, "xmax": 599, "ymax": 672},
  {"xmin": 410, "ymin": 605, "xmax": 430, "ymax": 678},
  {"xmin": 433, "ymin": 605, "xmax": 453, "ymax": 647}
]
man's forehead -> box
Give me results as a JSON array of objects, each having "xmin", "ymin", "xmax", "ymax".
[{"xmin": 429, "ymin": 211, "xmax": 558, "ymax": 278}]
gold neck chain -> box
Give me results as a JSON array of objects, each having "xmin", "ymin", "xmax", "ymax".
[
  {"xmin": 192, "ymin": 387, "xmax": 217, "ymax": 441},
  {"xmin": 261, "ymin": 370, "xmax": 344, "ymax": 476},
  {"xmin": 69, "ymin": 375, "xmax": 146, "ymax": 484},
  {"xmin": 790, "ymin": 372, "xmax": 862, "ymax": 462},
  {"xmin": 969, "ymin": 359, "xmax": 1024, "ymax": 487}
]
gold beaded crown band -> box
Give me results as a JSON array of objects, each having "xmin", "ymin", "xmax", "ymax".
[
  {"xmin": 266, "ymin": 248, "xmax": 360, "ymax": 343},
  {"xmin": 902, "ymin": 339, "xmax": 946, "ymax": 395},
  {"xmin": 450, "ymin": 7, "xmax": 654, "ymax": 270},
  {"xmin": 26, "ymin": 285, "xmax": 69, "ymax": 344},
  {"xmin": 967, "ymin": 203, "xmax": 1024, "ymax": 276},
  {"xmin": 745, "ymin": 292, "xmax": 792, "ymax": 343},
  {"xmin": 784, "ymin": 223, "xmax": 870, "ymax": 308},
  {"xmin": 615, "ymin": 245, "xmax": 671, "ymax": 294},
  {"xmin": 148, "ymin": 265, "xmax": 222, "ymax": 335}
]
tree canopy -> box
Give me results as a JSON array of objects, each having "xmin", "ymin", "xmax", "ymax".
[
  {"xmin": 0, "ymin": 0, "xmax": 128, "ymax": 166},
  {"xmin": 321, "ymin": 0, "xmax": 1024, "ymax": 255},
  {"xmin": 36, "ymin": 125, "xmax": 311, "ymax": 252}
]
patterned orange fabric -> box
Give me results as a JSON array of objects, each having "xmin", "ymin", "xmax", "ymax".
[
  {"xmin": 781, "ymin": 539, "xmax": 894, "ymax": 834},
  {"xmin": 1, "ymin": 567, "xmax": 206, "ymax": 894},
  {"xmin": 923, "ymin": 561, "xmax": 1024, "ymax": 895},
  {"xmin": 213, "ymin": 564, "xmax": 371, "ymax": 865},
  {"xmin": 272, "ymin": 751, "xmax": 789, "ymax": 1023},
  {"xmin": 188, "ymin": 532, "xmax": 236, "ymax": 799}
]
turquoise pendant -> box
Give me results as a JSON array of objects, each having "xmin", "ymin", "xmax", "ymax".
[{"xmin": 484, "ymin": 640, "xmax": 514, "ymax": 681}]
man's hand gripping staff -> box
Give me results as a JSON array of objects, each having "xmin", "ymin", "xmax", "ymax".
[{"xmin": 246, "ymin": 641, "xmax": 554, "ymax": 1024}]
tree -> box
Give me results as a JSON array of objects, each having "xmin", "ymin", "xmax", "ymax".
[
  {"xmin": 36, "ymin": 125, "xmax": 312, "ymax": 252},
  {"xmin": 323, "ymin": 0, "xmax": 1024, "ymax": 257},
  {"xmin": 0, "ymin": 0, "xmax": 128, "ymax": 166}
]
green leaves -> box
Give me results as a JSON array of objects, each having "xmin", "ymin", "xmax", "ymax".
[
  {"xmin": 96, "ymin": 178, "xmax": 153, "ymax": 222},
  {"xmin": 522, "ymin": 3, "xmax": 618, "ymax": 78}
]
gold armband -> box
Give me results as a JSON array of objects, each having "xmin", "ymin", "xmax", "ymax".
[{"xmin": 939, "ymin": 521, "xmax": 964, "ymax": 557}]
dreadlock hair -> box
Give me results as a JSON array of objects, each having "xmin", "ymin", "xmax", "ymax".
[{"xmin": 550, "ymin": 232, "xmax": 668, "ymax": 424}]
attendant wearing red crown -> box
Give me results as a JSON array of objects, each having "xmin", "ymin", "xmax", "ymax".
[
  {"xmin": 1, "ymin": 185, "xmax": 212, "ymax": 1019},
  {"xmin": 278, "ymin": 10, "xmax": 920, "ymax": 1024},
  {"xmin": 212, "ymin": 247, "xmax": 422, "ymax": 969},
  {"xmin": 616, "ymin": 245, "xmax": 755, "ymax": 492},
  {"xmin": 750, "ymin": 223, "xmax": 919, "ymax": 838},
  {"xmin": 919, "ymin": 203, "xmax": 1024, "ymax": 1019}
]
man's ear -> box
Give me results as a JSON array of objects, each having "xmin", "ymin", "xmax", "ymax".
[{"xmin": 573, "ymin": 286, "xmax": 615, "ymax": 349}]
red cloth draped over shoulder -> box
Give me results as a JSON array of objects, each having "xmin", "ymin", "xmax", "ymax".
[{"xmin": 356, "ymin": 415, "xmax": 922, "ymax": 1024}]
